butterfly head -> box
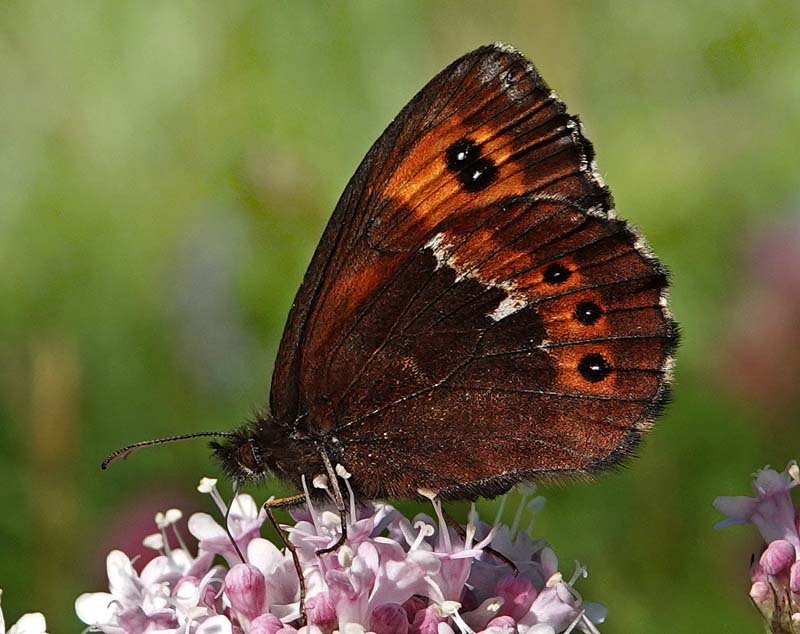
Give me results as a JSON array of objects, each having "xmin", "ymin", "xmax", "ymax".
[{"xmin": 210, "ymin": 430, "xmax": 269, "ymax": 485}]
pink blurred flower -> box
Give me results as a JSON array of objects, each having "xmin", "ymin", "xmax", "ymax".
[
  {"xmin": 94, "ymin": 488, "xmax": 197, "ymax": 582},
  {"xmin": 715, "ymin": 460, "xmax": 800, "ymax": 632},
  {"xmin": 723, "ymin": 211, "xmax": 800, "ymax": 413},
  {"xmin": 714, "ymin": 462, "xmax": 800, "ymax": 547}
]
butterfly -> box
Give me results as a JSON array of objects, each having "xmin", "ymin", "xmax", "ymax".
[{"xmin": 104, "ymin": 43, "xmax": 677, "ymax": 515}]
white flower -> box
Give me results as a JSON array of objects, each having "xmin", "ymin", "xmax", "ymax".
[{"xmin": 0, "ymin": 590, "xmax": 48, "ymax": 634}]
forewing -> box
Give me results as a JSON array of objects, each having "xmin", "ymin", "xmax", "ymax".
[{"xmin": 270, "ymin": 44, "xmax": 677, "ymax": 499}]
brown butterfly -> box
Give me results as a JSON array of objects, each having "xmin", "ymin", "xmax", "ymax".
[{"xmin": 105, "ymin": 43, "xmax": 677, "ymax": 526}]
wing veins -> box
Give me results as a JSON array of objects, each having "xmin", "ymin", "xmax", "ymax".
[
  {"xmin": 353, "ymin": 53, "xmax": 488, "ymax": 242},
  {"xmin": 375, "ymin": 120, "xmax": 581, "ymax": 249},
  {"xmin": 392, "ymin": 203, "xmax": 581, "ymax": 339},
  {"xmin": 334, "ymin": 330, "xmax": 491, "ymax": 431},
  {"xmin": 325, "ymin": 195, "xmax": 524, "ymax": 413},
  {"xmin": 394, "ymin": 213, "xmax": 593, "ymax": 339}
]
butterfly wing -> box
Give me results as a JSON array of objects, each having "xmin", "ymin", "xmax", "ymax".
[{"xmin": 270, "ymin": 44, "xmax": 677, "ymax": 500}]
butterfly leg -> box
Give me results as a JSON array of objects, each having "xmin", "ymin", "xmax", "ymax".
[
  {"xmin": 314, "ymin": 448, "xmax": 349, "ymax": 555},
  {"xmin": 480, "ymin": 543, "xmax": 519, "ymax": 576},
  {"xmin": 264, "ymin": 493, "xmax": 308, "ymax": 625},
  {"xmin": 443, "ymin": 509, "xmax": 519, "ymax": 576}
]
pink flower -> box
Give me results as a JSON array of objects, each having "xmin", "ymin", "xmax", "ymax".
[
  {"xmin": 77, "ymin": 476, "xmax": 606, "ymax": 633},
  {"xmin": 722, "ymin": 211, "xmax": 800, "ymax": 413},
  {"xmin": 496, "ymin": 575, "xmax": 537, "ymax": 621},
  {"xmin": 245, "ymin": 537, "xmax": 301, "ymax": 618},
  {"xmin": 715, "ymin": 459, "xmax": 800, "ymax": 632},
  {"xmin": 370, "ymin": 603, "xmax": 409, "ymax": 634},
  {"xmin": 760, "ymin": 540, "xmax": 796, "ymax": 576},
  {"xmin": 227, "ymin": 563, "xmax": 267, "ymax": 620},
  {"xmin": 714, "ymin": 462, "xmax": 800, "ymax": 547}
]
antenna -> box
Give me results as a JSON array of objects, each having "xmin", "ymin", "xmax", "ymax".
[{"xmin": 101, "ymin": 432, "xmax": 237, "ymax": 470}]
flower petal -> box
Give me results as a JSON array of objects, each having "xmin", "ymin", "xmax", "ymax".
[
  {"xmin": 75, "ymin": 592, "xmax": 117, "ymax": 626},
  {"xmin": 188, "ymin": 513, "xmax": 228, "ymax": 541},
  {"xmin": 249, "ymin": 613, "xmax": 285, "ymax": 634},
  {"xmin": 226, "ymin": 564, "xmax": 266, "ymax": 620},
  {"xmin": 712, "ymin": 496, "xmax": 758, "ymax": 524},
  {"xmin": 230, "ymin": 494, "xmax": 259, "ymax": 523},
  {"xmin": 759, "ymin": 539, "xmax": 796, "ymax": 575},
  {"xmin": 195, "ymin": 615, "xmax": 233, "ymax": 634},
  {"xmin": 105, "ymin": 551, "xmax": 140, "ymax": 607},
  {"xmin": 790, "ymin": 560, "xmax": 800, "ymax": 594},
  {"xmin": 248, "ymin": 538, "xmax": 285, "ymax": 575},
  {"xmin": 370, "ymin": 603, "xmax": 408, "ymax": 634},
  {"xmin": 521, "ymin": 625, "xmax": 556, "ymax": 634},
  {"xmin": 6, "ymin": 613, "xmax": 47, "ymax": 634}
]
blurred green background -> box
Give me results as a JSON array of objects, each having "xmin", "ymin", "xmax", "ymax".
[{"xmin": 2, "ymin": 1, "xmax": 800, "ymax": 631}]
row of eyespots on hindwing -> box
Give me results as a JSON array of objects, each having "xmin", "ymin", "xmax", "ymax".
[{"xmin": 541, "ymin": 261, "xmax": 611, "ymax": 384}]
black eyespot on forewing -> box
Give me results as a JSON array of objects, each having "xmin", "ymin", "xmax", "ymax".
[
  {"xmin": 543, "ymin": 263, "xmax": 571, "ymax": 285},
  {"xmin": 574, "ymin": 301, "xmax": 602, "ymax": 325},
  {"xmin": 578, "ymin": 353, "xmax": 612, "ymax": 383},
  {"xmin": 445, "ymin": 138, "xmax": 498, "ymax": 192},
  {"xmin": 446, "ymin": 138, "xmax": 480, "ymax": 170},
  {"xmin": 462, "ymin": 157, "xmax": 497, "ymax": 192}
]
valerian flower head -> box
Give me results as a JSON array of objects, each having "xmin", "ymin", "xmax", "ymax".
[
  {"xmin": 714, "ymin": 460, "xmax": 800, "ymax": 633},
  {"xmin": 77, "ymin": 476, "xmax": 606, "ymax": 634}
]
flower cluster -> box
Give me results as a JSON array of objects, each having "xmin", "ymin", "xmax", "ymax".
[
  {"xmin": 722, "ymin": 211, "xmax": 800, "ymax": 413},
  {"xmin": 77, "ymin": 477, "xmax": 605, "ymax": 634},
  {"xmin": 0, "ymin": 589, "xmax": 48, "ymax": 634},
  {"xmin": 714, "ymin": 460, "xmax": 800, "ymax": 632}
]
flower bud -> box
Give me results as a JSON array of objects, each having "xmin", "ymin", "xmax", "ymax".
[
  {"xmin": 306, "ymin": 592, "xmax": 337, "ymax": 629},
  {"xmin": 411, "ymin": 605, "xmax": 444, "ymax": 634},
  {"xmin": 226, "ymin": 563, "xmax": 266, "ymax": 619},
  {"xmin": 496, "ymin": 575, "xmax": 537, "ymax": 620},
  {"xmin": 482, "ymin": 615, "xmax": 516, "ymax": 634},
  {"xmin": 791, "ymin": 560, "xmax": 800, "ymax": 594},
  {"xmin": 402, "ymin": 595, "xmax": 428, "ymax": 622},
  {"xmin": 370, "ymin": 603, "xmax": 409, "ymax": 634},
  {"xmin": 252, "ymin": 612, "xmax": 286, "ymax": 634},
  {"xmin": 249, "ymin": 613, "xmax": 284, "ymax": 634},
  {"xmin": 759, "ymin": 540, "xmax": 796, "ymax": 575},
  {"xmin": 749, "ymin": 580, "xmax": 770, "ymax": 603}
]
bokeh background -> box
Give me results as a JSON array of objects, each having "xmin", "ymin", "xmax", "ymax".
[{"xmin": 2, "ymin": 1, "xmax": 799, "ymax": 631}]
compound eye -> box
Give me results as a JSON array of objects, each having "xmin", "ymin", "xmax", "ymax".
[{"xmin": 238, "ymin": 441, "xmax": 259, "ymax": 471}]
